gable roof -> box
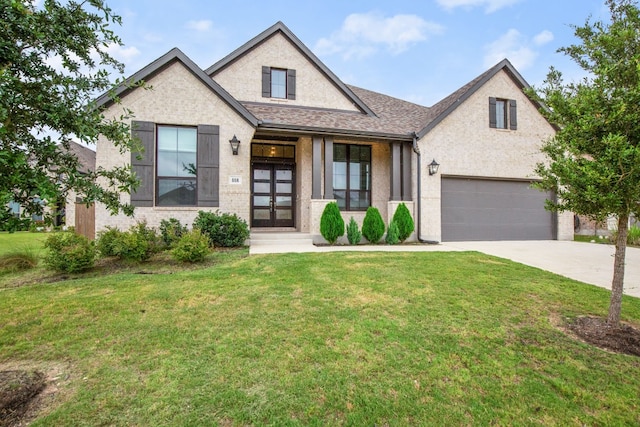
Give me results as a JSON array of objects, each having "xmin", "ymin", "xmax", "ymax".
[
  {"xmin": 94, "ymin": 48, "xmax": 258, "ymax": 127},
  {"xmin": 66, "ymin": 141, "xmax": 96, "ymax": 174},
  {"xmin": 416, "ymin": 58, "xmax": 534, "ymax": 138},
  {"xmin": 205, "ymin": 21, "xmax": 376, "ymax": 117}
]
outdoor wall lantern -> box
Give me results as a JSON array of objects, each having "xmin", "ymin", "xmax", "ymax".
[
  {"xmin": 428, "ymin": 159, "xmax": 440, "ymax": 176},
  {"xmin": 229, "ymin": 135, "xmax": 241, "ymax": 155}
]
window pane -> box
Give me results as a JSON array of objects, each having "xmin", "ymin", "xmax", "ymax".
[
  {"xmin": 276, "ymin": 170, "xmax": 292, "ymax": 180},
  {"xmin": 253, "ymin": 209, "xmax": 270, "ymax": 220},
  {"xmin": 254, "ymin": 169, "xmax": 270, "ymax": 180},
  {"xmin": 334, "ymin": 144, "xmax": 347, "ymax": 161},
  {"xmin": 271, "ymin": 69, "xmax": 286, "ymax": 99},
  {"xmin": 177, "ymin": 152, "xmax": 196, "ymax": 177},
  {"xmin": 496, "ymin": 100, "xmax": 506, "ymax": 129},
  {"xmin": 157, "ymin": 179, "xmax": 196, "ymax": 206},
  {"xmin": 276, "ymin": 182, "xmax": 292, "ymax": 193},
  {"xmin": 333, "ymin": 161, "xmax": 347, "ymax": 189},
  {"xmin": 276, "ymin": 209, "xmax": 292, "ymax": 220},
  {"xmin": 334, "ymin": 190, "xmax": 346, "ymax": 210},
  {"xmin": 178, "ymin": 128, "xmax": 197, "ymax": 152},
  {"xmin": 253, "ymin": 196, "xmax": 270, "ymax": 207},
  {"xmin": 349, "ymin": 163, "xmax": 361, "ymax": 189},
  {"xmin": 254, "ymin": 182, "xmax": 270, "ymax": 193},
  {"xmin": 284, "ymin": 146, "xmax": 295, "ymax": 158},
  {"xmin": 158, "ymin": 127, "xmax": 177, "ymax": 151},
  {"xmin": 157, "ymin": 152, "xmax": 178, "ymax": 176},
  {"xmin": 276, "ymin": 196, "xmax": 291, "ymax": 207}
]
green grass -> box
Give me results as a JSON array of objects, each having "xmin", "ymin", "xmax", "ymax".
[
  {"xmin": 1, "ymin": 244, "xmax": 639, "ymax": 425},
  {"xmin": 0, "ymin": 231, "xmax": 48, "ymax": 256}
]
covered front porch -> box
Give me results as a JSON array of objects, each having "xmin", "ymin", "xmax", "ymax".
[{"xmin": 248, "ymin": 133, "xmax": 416, "ymax": 242}]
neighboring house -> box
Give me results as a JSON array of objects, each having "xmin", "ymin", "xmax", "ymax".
[
  {"xmin": 62, "ymin": 141, "xmax": 96, "ymax": 237},
  {"xmin": 6, "ymin": 141, "xmax": 95, "ymax": 230},
  {"xmin": 89, "ymin": 21, "xmax": 573, "ymax": 242}
]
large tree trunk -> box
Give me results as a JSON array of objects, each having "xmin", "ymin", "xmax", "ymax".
[{"xmin": 607, "ymin": 214, "xmax": 629, "ymax": 326}]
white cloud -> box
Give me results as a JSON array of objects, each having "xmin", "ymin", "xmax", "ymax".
[
  {"xmin": 436, "ymin": 0, "xmax": 521, "ymax": 14},
  {"xmin": 484, "ymin": 29, "xmax": 537, "ymax": 70},
  {"xmin": 105, "ymin": 43, "xmax": 141, "ymax": 63},
  {"xmin": 186, "ymin": 20, "xmax": 213, "ymax": 32},
  {"xmin": 314, "ymin": 12, "xmax": 444, "ymax": 60},
  {"xmin": 533, "ymin": 30, "xmax": 554, "ymax": 46}
]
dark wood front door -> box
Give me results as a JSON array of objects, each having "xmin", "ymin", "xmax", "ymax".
[{"xmin": 251, "ymin": 163, "xmax": 295, "ymax": 227}]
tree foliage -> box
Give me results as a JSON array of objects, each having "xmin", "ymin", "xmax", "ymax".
[
  {"xmin": 392, "ymin": 203, "xmax": 414, "ymax": 243},
  {"xmin": 0, "ymin": 0, "xmax": 140, "ymax": 228},
  {"xmin": 528, "ymin": 0, "xmax": 640, "ymax": 325}
]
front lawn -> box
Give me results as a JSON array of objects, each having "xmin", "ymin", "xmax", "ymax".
[{"xmin": 1, "ymin": 245, "xmax": 639, "ymax": 425}]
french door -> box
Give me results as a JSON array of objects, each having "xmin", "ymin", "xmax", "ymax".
[{"xmin": 251, "ymin": 163, "xmax": 295, "ymax": 227}]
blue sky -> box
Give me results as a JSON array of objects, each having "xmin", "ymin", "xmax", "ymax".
[{"xmin": 102, "ymin": 0, "xmax": 609, "ymax": 106}]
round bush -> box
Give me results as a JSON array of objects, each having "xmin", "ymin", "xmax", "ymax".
[
  {"xmin": 44, "ymin": 232, "xmax": 96, "ymax": 273},
  {"xmin": 193, "ymin": 210, "xmax": 249, "ymax": 248},
  {"xmin": 172, "ymin": 229, "xmax": 210, "ymax": 263},
  {"xmin": 320, "ymin": 202, "xmax": 345, "ymax": 245},
  {"xmin": 385, "ymin": 220, "xmax": 400, "ymax": 245},
  {"xmin": 96, "ymin": 226, "xmax": 123, "ymax": 257},
  {"xmin": 160, "ymin": 218, "xmax": 188, "ymax": 248},
  {"xmin": 392, "ymin": 203, "xmax": 415, "ymax": 243},
  {"xmin": 346, "ymin": 216, "xmax": 362, "ymax": 245},
  {"xmin": 116, "ymin": 231, "xmax": 151, "ymax": 262},
  {"xmin": 362, "ymin": 206, "xmax": 385, "ymax": 244}
]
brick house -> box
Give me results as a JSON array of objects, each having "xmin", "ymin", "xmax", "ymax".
[{"xmin": 89, "ymin": 21, "xmax": 573, "ymax": 242}]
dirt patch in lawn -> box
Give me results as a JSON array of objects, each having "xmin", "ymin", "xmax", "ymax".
[
  {"xmin": 0, "ymin": 361, "xmax": 73, "ymax": 426},
  {"xmin": 566, "ymin": 316, "xmax": 640, "ymax": 357}
]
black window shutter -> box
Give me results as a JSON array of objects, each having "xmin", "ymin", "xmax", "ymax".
[
  {"xmin": 197, "ymin": 125, "xmax": 219, "ymax": 207},
  {"xmin": 489, "ymin": 97, "xmax": 497, "ymax": 128},
  {"xmin": 261, "ymin": 66, "xmax": 271, "ymax": 98},
  {"xmin": 287, "ymin": 69, "xmax": 296, "ymax": 100},
  {"xmin": 130, "ymin": 121, "xmax": 155, "ymax": 207},
  {"xmin": 509, "ymin": 99, "xmax": 517, "ymax": 130}
]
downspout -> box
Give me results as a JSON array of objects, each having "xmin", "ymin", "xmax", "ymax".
[{"xmin": 412, "ymin": 132, "xmax": 431, "ymax": 244}]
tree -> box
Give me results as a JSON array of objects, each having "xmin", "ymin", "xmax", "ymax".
[
  {"xmin": 0, "ymin": 0, "xmax": 140, "ymax": 229},
  {"xmin": 529, "ymin": 0, "xmax": 640, "ymax": 326}
]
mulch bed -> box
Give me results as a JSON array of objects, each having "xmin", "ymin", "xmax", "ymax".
[{"xmin": 567, "ymin": 316, "xmax": 640, "ymax": 357}]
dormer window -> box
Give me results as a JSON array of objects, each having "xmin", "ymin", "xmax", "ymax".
[{"xmin": 262, "ymin": 66, "xmax": 296, "ymax": 100}]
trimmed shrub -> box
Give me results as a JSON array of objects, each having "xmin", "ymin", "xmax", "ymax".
[
  {"xmin": 193, "ymin": 210, "xmax": 249, "ymax": 248},
  {"xmin": 362, "ymin": 206, "xmax": 385, "ymax": 244},
  {"xmin": 96, "ymin": 226, "xmax": 123, "ymax": 257},
  {"xmin": 346, "ymin": 217, "xmax": 362, "ymax": 245},
  {"xmin": 160, "ymin": 218, "xmax": 188, "ymax": 248},
  {"xmin": 172, "ymin": 229, "xmax": 211, "ymax": 263},
  {"xmin": 392, "ymin": 203, "xmax": 415, "ymax": 243},
  {"xmin": 385, "ymin": 221, "xmax": 400, "ymax": 245},
  {"xmin": 116, "ymin": 231, "xmax": 151, "ymax": 262},
  {"xmin": 44, "ymin": 232, "xmax": 96, "ymax": 273},
  {"xmin": 320, "ymin": 202, "xmax": 345, "ymax": 245},
  {"xmin": 130, "ymin": 221, "xmax": 163, "ymax": 254}
]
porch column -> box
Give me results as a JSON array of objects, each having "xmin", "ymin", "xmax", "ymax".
[
  {"xmin": 390, "ymin": 142, "xmax": 402, "ymax": 201},
  {"xmin": 402, "ymin": 142, "xmax": 412, "ymax": 201},
  {"xmin": 324, "ymin": 136, "xmax": 333, "ymax": 198},
  {"xmin": 312, "ymin": 136, "xmax": 322, "ymax": 199}
]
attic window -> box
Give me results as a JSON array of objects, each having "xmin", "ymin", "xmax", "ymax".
[
  {"xmin": 489, "ymin": 97, "xmax": 517, "ymax": 130},
  {"xmin": 262, "ymin": 66, "xmax": 296, "ymax": 100}
]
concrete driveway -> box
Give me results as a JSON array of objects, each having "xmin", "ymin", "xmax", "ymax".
[{"xmin": 444, "ymin": 240, "xmax": 640, "ymax": 299}]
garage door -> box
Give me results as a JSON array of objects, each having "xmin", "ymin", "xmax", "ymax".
[{"xmin": 441, "ymin": 177, "xmax": 556, "ymax": 242}]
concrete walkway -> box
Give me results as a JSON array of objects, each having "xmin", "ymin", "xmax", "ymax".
[{"xmin": 250, "ymin": 234, "xmax": 640, "ymax": 299}]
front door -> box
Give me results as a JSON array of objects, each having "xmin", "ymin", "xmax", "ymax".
[{"xmin": 251, "ymin": 163, "xmax": 295, "ymax": 227}]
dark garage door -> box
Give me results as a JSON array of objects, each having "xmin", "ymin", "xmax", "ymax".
[{"xmin": 441, "ymin": 177, "xmax": 556, "ymax": 242}]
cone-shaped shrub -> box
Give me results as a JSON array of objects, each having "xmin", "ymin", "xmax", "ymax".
[
  {"xmin": 392, "ymin": 202, "xmax": 415, "ymax": 243},
  {"xmin": 320, "ymin": 202, "xmax": 344, "ymax": 245},
  {"xmin": 385, "ymin": 220, "xmax": 400, "ymax": 245},
  {"xmin": 362, "ymin": 206, "xmax": 385, "ymax": 244},
  {"xmin": 346, "ymin": 216, "xmax": 362, "ymax": 245}
]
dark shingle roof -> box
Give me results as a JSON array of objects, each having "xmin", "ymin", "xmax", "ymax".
[
  {"xmin": 63, "ymin": 141, "xmax": 96, "ymax": 174},
  {"xmin": 244, "ymin": 58, "xmax": 535, "ymax": 140}
]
